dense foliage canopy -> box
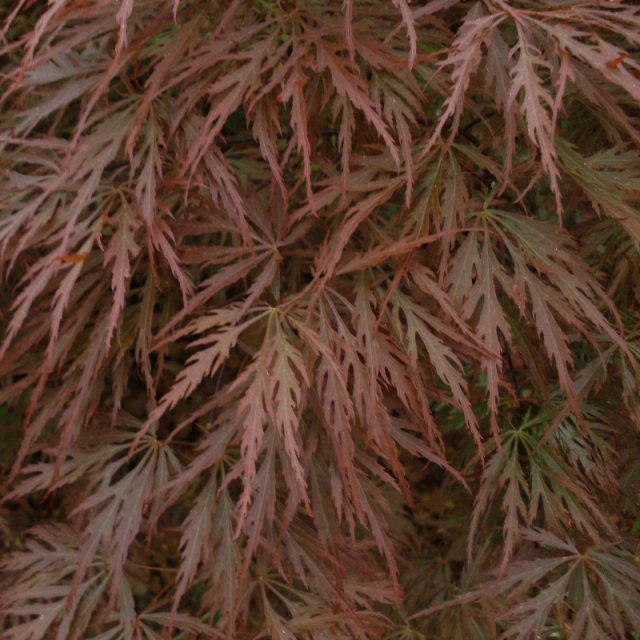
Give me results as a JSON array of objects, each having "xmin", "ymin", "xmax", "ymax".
[{"xmin": 1, "ymin": 0, "xmax": 640, "ymax": 638}]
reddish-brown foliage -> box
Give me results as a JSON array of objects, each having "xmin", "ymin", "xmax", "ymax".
[{"xmin": 1, "ymin": 1, "xmax": 640, "ymax": 638}]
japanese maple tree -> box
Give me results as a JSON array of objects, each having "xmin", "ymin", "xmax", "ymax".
[{"xmin": 1, "ymin": 0, "xmax": 640, "ymax": 638}]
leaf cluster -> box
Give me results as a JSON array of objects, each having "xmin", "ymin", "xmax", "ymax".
[{"xmin": 2, "ymin": 1, "xmax": 640, "ymax": 638}]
